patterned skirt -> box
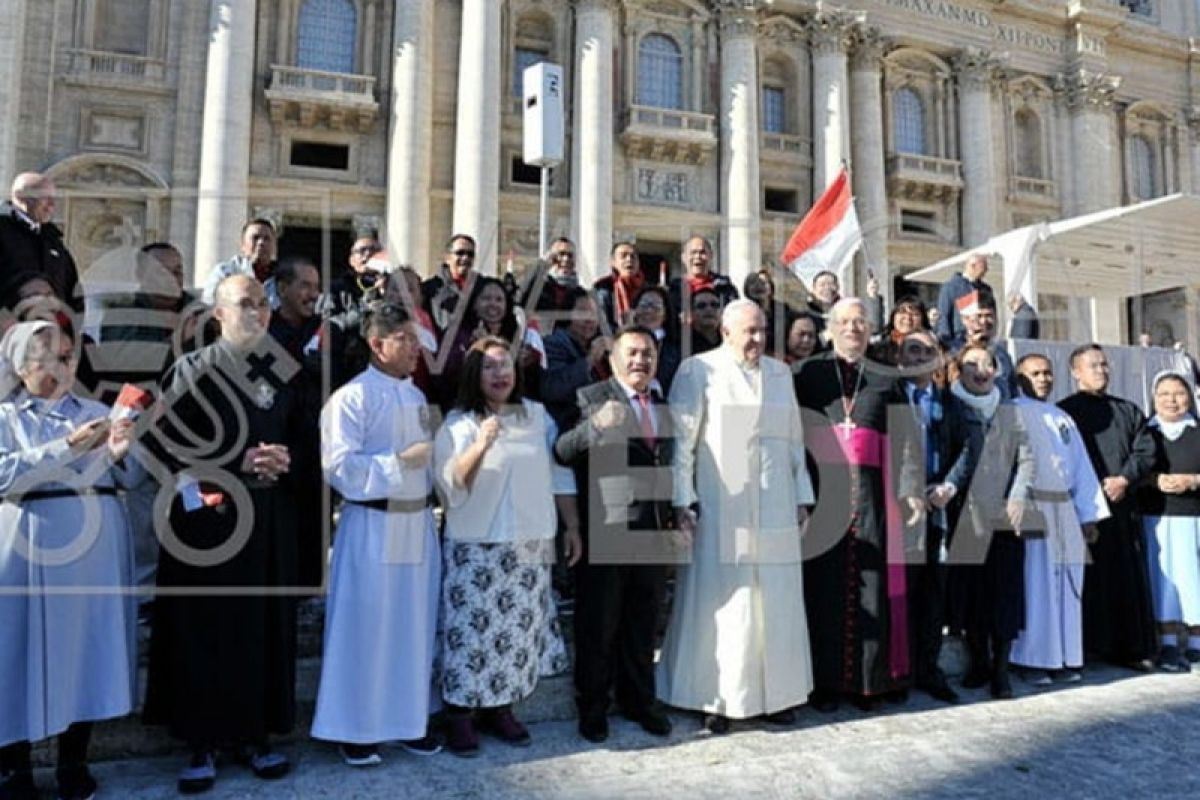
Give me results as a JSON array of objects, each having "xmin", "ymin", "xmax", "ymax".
[{"xmin": 440, "ymin": 539, "xmax": 569, "ymax": 708}]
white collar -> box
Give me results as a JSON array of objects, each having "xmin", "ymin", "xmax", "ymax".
[
  {"xmin": 951, "ymin": 381, "xmax": 1001, "ymax": 420},
  {"xmin": 1149, "ymin": 414, "xmax": 1197, "ymax": 442}
]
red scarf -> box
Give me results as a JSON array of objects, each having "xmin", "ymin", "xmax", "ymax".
[
  {"xmin": 612, "ymin": 270, "xmax": 645, "ymax": 322},
  {"xmin": 686, "ymin": 273, "xmax": 715, "ymax": 296}
]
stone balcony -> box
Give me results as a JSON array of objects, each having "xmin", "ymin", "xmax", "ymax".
[
  {"xmin": 265, "ymin": 65, "xmax": 379, "ymax": 132},
  {"xmin": 1009, "ymin": 175, "xmax": 1058, "ymax": 206},
  {"xmin": 62, "ymin": 49, "xmax": 169, "ymax": 92},
  {"xmin": 620, "ymin": 104, "xmax": 718, "ymax": 165},
  {"xmin": 886, "ymin": 152, "xmax": 964, "ymax": 202},
  {"xmin": 760, "ymin": 131, "xmax": 812, "ymax": 164}
]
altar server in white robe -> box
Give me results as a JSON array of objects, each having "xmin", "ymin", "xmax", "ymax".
[
  {"xmin": 658, "ymin": 300, "xmax": 814, "ymax": 734},
  {"xmin": 0, "ymin": 321, "xmax": 140, "ymax": 800},
  {"xmin": 311, "ymin": 303, "xmax": 442, "ymax": 765},
  {"xmin": 1011, "ymin": 354, "xmax": 1108, "ymax": 682}
]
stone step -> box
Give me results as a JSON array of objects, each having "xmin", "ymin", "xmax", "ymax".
[{"xmin": 34, "ymin": 605, "xmax": 968, "ymax": 766}]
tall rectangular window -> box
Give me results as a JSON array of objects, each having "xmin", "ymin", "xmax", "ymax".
[
  {"xmin": 513, "ymin": 48, "xmax": 547, "ymax": 97},
  {"xmin": 762, "ymin": 86, "xmax": 786, "ymax": 134}
]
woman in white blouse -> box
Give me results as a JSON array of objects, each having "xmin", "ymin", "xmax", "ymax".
[{"xmin": 433, "ymin": 336, "xmax": 580, "ymax": 757}]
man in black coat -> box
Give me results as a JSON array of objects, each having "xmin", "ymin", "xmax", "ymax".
[
  {"xmin": 0, "ymin": 172, "xmax": 81, "ymax": 310},
  {"xmin": 555, "ymin": 325, "xmax": 676, "ymax": 744},
  {"xmin": 1007, "ymin": 292, "xmax": 1040, "ymax": 340}
]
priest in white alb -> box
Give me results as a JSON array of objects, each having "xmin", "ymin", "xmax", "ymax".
[
  {"xmin": 311, "ymin": 304, "xmax": 442, "ymax": 765},
  {"xmin": 1010, "ymin": 354, "xmax": 1108, "ymax": 683},
  {"xmin": 657, "ymin": 300, "xmax": 814, "ymax": 734}
]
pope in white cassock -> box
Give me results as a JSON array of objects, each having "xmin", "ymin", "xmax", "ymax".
[
  {"xmin": 311, "ymin": 304, "xmax": 442, "ymax": 764},
  {"xmin": 657, "ymin": 300, "xmax": 814, "ymax": 733},
  {"xmin": 1010, "ymin": 355, "xmax": 1108, "ymax": 680}
]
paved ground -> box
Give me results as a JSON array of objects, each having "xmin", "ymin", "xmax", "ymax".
[{"xmin": 32, "ymin": 666, "xmax": 1200, "ymax": 799}]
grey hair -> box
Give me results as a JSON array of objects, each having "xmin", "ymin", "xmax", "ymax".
[{"xmin": 829, "ymin": 296, "xmax": 869, "ymax": 324}]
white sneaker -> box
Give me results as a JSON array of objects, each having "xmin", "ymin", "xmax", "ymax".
[{"xmin": 340, "ymin": 745, "xmax": 382, "ymax": 767}]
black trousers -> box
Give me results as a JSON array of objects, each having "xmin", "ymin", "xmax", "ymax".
[
  {"xmin": 906, "ymin": 524, "xmax": 949, "ymax": 681},
  {"xmin": 573, "ymin": 561, "xmax": 667, "ymax": 717}
]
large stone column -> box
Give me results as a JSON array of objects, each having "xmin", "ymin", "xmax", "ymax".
[
  {"xmin": 571, "ymin": 0, "xmax": 614, "ymax": 287},
  {"xmin": 1187, "ymin": 111, "xmax": 1200, "ymax": 195},
  {"xmin": 0, "ymin": 0, "xmax": 27, "ymax": 188},
  {"xmin": 718, "ymin": 1, "xmax": 762, "ymax": 290},
  {"xmin": 451, "ymin": 0, "xmax": 502, "ymax": 273},
  {"xmin": 850, "ymin": 27, "xmax": 888, "ymax": 299},
  {"xmin": 954, "ymin": 47, "xmax": 1003, "ymax": 248},
  {"xmin": 1057, "ymin": 68, "xmax": 1123, "ymax": 342},
  {"xmin": 193, "ymin": 0, "xmax": 258, "ymax": 290},
  {"xmin": 386, "ymin": 0, "xmax": 434, "ymax": 269},
  {"xmin": 809, "ymin": 9, "xmax": 858, "ymax": 196}
]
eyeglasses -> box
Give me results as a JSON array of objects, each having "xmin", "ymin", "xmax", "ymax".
[
  {"xmin": 693, "ymin": 301, "xmax": 721, "ymax": 310},
  {"xmin": 452, "ymin": 249, "xmax": 475, "ymax": 258},
  {"xmin": 552, "ymin": 251, "xmax": 575, "ymax": 260},
  {"xmin": 351, "ymin": 245, "xmax": 380, "ymax": 256}
]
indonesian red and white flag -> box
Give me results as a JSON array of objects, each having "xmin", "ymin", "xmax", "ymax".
[{"xmin": 780, "ymin": 168, "xmax": 862, "ymax": 287}]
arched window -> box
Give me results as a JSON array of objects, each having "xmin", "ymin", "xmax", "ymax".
[
  {"xmin": 637, "ymin": 34, "xmax": 683, "ymax": 110},
  {"xmin": 1131, "ymin": 135, "xmax": 1157, "ymax": 199},
  {"xmin": 94, "ymin": 0, "xmax": 151, "ymax": 55},
  {"xmin": 893, "ymin": 88, "xmax": 925, "ymax": 155},
  {"xmin": 297, "ymin": 0, "xmax": 357, "ymax": 74},
  {"xmin": 1014, "ymin": 110, "xmax": 1042, "ymax": 178}
]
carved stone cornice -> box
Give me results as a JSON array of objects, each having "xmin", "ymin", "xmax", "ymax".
[
  {"xmin": 953, "ymin": 47, "xmax": 1006, "ymax": 93},
  {"xmin": 850, "ymin": 26, "xmax": 887, "ymax": 72},
  {"xmin": 759, "ymin": 14, "xmax": 807, "ymax": 46},
  {"xmin": 807, "ymin": 8, "xmax": 863, "ymax": 56},
  {"xmin": 572, "ymin": 0, "xmax": 616, "ymax": 12},
  {"xmin": 1053, "ymin": 68, "xmax": 1121, "ymax": 111}
]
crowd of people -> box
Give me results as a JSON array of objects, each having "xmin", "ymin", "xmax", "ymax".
[{"xmin": 1, "ymin": 171, "xmax": 1199, "ymax": 799}]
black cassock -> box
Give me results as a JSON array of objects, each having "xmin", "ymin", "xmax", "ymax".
[
  {"xmin": 1058, "ymin": 391, "xmax": 1158, "ymax": 664},
  {"xmin": 795, "ymin": 352, "xmax": 917, "ymax": 697},
  {"xmin": 144, "ymin": 338, "xmax": 303, "ymax": 746}
]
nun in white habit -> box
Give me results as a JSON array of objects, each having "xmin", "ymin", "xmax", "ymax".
[{"xmin": 0, "ymin": 320, "xmax": 140, "ymax": 800}]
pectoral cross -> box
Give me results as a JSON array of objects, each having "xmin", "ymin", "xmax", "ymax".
[{"xmin": 839, "ymin": 416, "xmax": 857, "ymax": 439}]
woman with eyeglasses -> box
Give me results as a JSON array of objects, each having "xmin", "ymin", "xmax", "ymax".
[
  {"xmin": 945, "ymin": 343, "xmax": 1034, "ymax": 701},
  {"xmin": 870, "ymin": 296, "xmax": 930, "ymax": 366},
  {"xmin": 630, "ymin": 286, "xmax": 681, "ymax": 393},
  {"xmin": 433, "ymin": 337, "xmax": 579, "ymax": 756},
  {"xmin": 684, "ymin": 288, "xmax": 723, "ymax": 357},
  {"xmin": 0, "ymin": 321, "xmax": 141, "ymax": 800}
]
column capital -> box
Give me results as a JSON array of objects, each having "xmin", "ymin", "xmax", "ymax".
[
  {"xmin": 953, "ymin": 46, "xmax": 1005, "ymax": 92},
  {"xmin": 572, "ymin": 0, "xmax": 616, "ymax": 12},
  {"xmin": 807, "ymin": 8, "xmax": 863, "ymax": 56},
  {"xmin": 716, "ymin": 1, "xmax": 763, "ymax": 39},
  {"xmin": 1186, "ymin": 106, "xmax": 1200, "ymax": 142},
  {"xmin": 759, "ymin": 15, "xmax": 807, "ymax": 46},
  {"xmin": 850, "ymin": 26, "xmax": 887, "ymax": 72},
  {"xmin": 1053, "ymin": 68, "xmax": 1121, "ymax": 111}
]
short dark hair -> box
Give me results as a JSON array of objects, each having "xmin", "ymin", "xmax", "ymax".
[
  {"xmin": 1068, "ymin": 343, "xmax": 1104, "ymax": 369},
  {"xmin": 454, "ymin": 335, "xmax": 526, "ymax": 416},
  {"xmin": 813, "ymin": 270, "xmax": 837, "ymax": 284},
  {"xmin": 360, "ymin": 302, "xmax": 411, "ymax": 341},
  {"xmin": 611, "ymin": 324, "xmax": 659, "ymax": 352},
  {"xmin": 241, "ymin": 218, "xmax": 276, "ymax": 235},
  {"xmin": 1015, "ymin": 352, "xmax": 1052, "ymax": 370},
  {"xmin": 274, "ymin": 255, "xmax": 318, "ymax": 288},
  {"xmin": 445, "ymin": 233, "xmax": 476, "ymax": 251},
  {"xmin": 976, "ymin": 292, "xmax": 998, "ymax": 313},
  {"xmin": 690, "ymin": 287, "xmax": 720, "ymax": 307},
  {"xmin": 140, "ymin": 241, "xmax": 179, "ymax": 256},
  {"xmin": 610, "ymin": 241, "xmax": 638, "ymax": 256}
]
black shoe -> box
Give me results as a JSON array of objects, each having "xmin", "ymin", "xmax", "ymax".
[
  {"xmin": 990, "ymin": 670, "xmax": 1014, "ymax": 700},
  {"xmin": 1126, "ymin": 657, "xmax": 1155, "ymax": 673},
  {"xmin": 1155, "ymin": 646, "xmax": 1189, "ymax": 673},
  {"xmin": 850, "ymin": 695, "xmax": 883, "ymax": 713},
  {"xmin": 621, "ymin": 705, "xmax": 672, "ymax": 737},
  {"xmin": 917, "ymin": 674, "xmax": 960, "ymax": 704},
  {"xmin": 764, "ymin": 708, "xmax": 796, "ymax": 725},
  {"xmin": 398, "ymin": 736, "xmax": 442, "ymax": 757},
  {"xmin": 55, "ymin": 765, "xmax": 97, "ymax": 800},
  {"xmin": 177, "ymin": 750, "xmax": 217, "ymax": 795},
  {"xmin": 808, "ymin": 690, "xmax": 840, "ymax": 713},
  {"xmin": 961, "ymin": 667, "xmax": 991, "ymax": 689},
  {"xmin": 578, "ymin": 714, "xmax": 609, "ymax": 744},
  {"xmin": 340, "ymin": 743, "xmax": 382, "ymax": 767},
  {"xmin": 885, "ymin": 689, "xmax": 909, "ymax": 705},
  {"xmin": 703, "ymin": 714, "xmax": 731, "ymax": 735},
  {"xmin": 233, "ymin": 746, "xmax": 290, "ymax": 780},
  {"xmin": 0, "ymin": 771, "xmax": 37, "ymax": 800}
]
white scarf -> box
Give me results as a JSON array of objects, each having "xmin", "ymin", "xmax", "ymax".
[
  {"xmin": 951, "ymin": 380, "xmax": 1001, "ymax": 421},
  {"xmin": 1149, "ymin": 414, "xmax": 1197, "ymax": 442}
]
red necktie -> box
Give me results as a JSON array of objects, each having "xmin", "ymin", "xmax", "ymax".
[{"xmin": 636, "ymin": 393, "xmax": 655, "ymax": 447}]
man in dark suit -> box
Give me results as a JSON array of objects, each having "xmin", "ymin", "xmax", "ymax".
[
  {"xmin": 0, "ymin": 172, "xmax": 81, "ymax": 311},
  {"xmin": 555, "ymin": 325, "xmax": 675, "ymax": 744}
]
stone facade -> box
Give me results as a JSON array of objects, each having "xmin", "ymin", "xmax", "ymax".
[{"xmin": 3, "ymin": 0, "xmax": 1200, "ymax": 344}]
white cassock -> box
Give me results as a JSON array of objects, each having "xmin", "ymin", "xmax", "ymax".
[
  {"xmin": 1011, "ymin": 397, "xmax": 1109, "ymax": 670},
  {"xmin": 657, "ymin": 347, "xmax": 814, "ymax": 718},
  {"xmin": 311, "ymin": 366, "xmax": 441, "ymax": 744}
]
